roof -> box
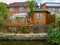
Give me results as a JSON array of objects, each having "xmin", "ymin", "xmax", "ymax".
[
  {"xmin": 8, "ymin": 2, "xmax": 38, "ymax": 7},
  {"xmin": 41, "ymin": 2, "xmax": 60, "ymax": 7},
  {"xmin": 34, "ymin": 8, "xmax": 50, "ymax": 12}
]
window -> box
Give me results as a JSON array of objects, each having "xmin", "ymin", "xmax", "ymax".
[
  {"xmin": 49, "ymin": 8, "xmax": 54, "ymax": 13},
  {"xmin": 54, "ymin": 8, "xmax": 58, "ymax": 14},
  {"xmin": 10, "ymin": 7, "xmax": 14, "ymax": 12},
  {"xmin": 10, "ymin": 13, "xmax": 27, "ymax": 19},
  {"xmin": 19, "ymin": 7, "xmax": 24, "ymax": 12},
  {"xmin": 59, "ymin": 8, "xmax": 60, "ymax": 13},
  {"xmin": 36, "ymin": 13, "xmax": 43, "ymax": 19}
]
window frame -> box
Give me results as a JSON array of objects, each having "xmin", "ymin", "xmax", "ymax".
[
  {"xmin": 36, "ymin": 13, "xmax": 43, "ymax": 19},
  {"xmin": 59, "ymin": 8, "xmax": 60, "ymax": 13},
  {"xmin": 19, "ymin": 7, "xmax": 24, "ymax": 12},
  {"xmin": 10, "ymin": 7, "xmax": 14, "ymax": 12}
]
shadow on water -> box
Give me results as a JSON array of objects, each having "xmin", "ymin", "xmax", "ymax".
[{"xmin": 0, "ymin": 40, "xmax": 50, "ymax": 45}]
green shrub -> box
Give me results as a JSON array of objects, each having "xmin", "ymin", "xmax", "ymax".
[{"xmin": 47, "ymin": 23, "xmax": 60, "ymax": 45}]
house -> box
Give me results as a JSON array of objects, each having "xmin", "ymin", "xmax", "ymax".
[
  {"xmin": 32, "ymin": 9, "xmax": 50, "ymax": 25},
  {"xmin": 0, "ymin": 2, "xmax": 52, "ymax": 33},
  {"xmin": 40, "ymin": 2, "xmax": 58, "ymax": 23},
  {"xmin": 40, "ymin": 2, "xmax": 60, "ymax": 14},
  {"xmin": 7, "ymin": 2, "xmax": 39, "ymax": 17},
  {"xmin": 6, "ymin": 2, "xmax": 51, "ymax": 25}
]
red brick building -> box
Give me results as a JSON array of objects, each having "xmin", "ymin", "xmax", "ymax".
[
  {"xmin": 7, "ymin": 2, "xmax": 38, "ymax": 16},
  {"xmin": 6, "ymin": 2, "xmax": 51, "ymax": 25}
]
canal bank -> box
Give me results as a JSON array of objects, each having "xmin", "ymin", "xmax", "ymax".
[{"xmin": 0, "ymin": 33, "xmax": 47, "ymax": 41}]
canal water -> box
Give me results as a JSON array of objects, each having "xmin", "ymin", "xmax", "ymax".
[{"xmin": 0, "ymin": 41, "xmax": 50, "ymax": 45}]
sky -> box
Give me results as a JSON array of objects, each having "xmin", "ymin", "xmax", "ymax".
[{"xmin": 0, "ymin": 0, "xmax": 60, "ymax": 4}]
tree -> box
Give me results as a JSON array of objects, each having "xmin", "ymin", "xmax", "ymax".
[
  {"xmin": 0, "ymin": 2, "xmax": 8, "ymax": 24},
  {"xmin": 27, "ymin": 0, "xmax": 36, "ymax": 17},
  {"xmin": 26, "ymin": 0, "xmax": 36, "ymax": 24}
]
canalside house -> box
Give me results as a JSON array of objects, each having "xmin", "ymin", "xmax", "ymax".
[
  {"xmin": 33, "ymin": 9, "xmax": 50, "ymax": 25},
  {"xmin": 6, "ymin": 2, "xmax": 51, "ymax": 25},
  {"xmin": 40, "ymin": 2, "xmax": 60, "ymax": 23},
  {"xmin": 40, "ymin": 2, "xmax": 60, "ymax": 14},
  {"xmin": 0, "ymin": 2, "xmax": 51, "ymax": 33},
  {"xmin": 7, "ymin": 2, "xmax": 39, "ymax": 16}
]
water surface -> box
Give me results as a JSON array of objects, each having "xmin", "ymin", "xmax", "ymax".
[{"xmin": 0, "ymin": 41, "xmax": 49, "ymax": 45}]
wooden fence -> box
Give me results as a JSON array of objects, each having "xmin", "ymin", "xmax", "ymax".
[
  {"xmin": 0, "ymin": 25, "xmax": 49, "ymax": 33},
  {"xmin": 0, "ymin": 19, "xmax": 49, "ymax": 33}
]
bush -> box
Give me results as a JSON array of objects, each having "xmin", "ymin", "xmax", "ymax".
[{"xmin": 47, "ymin": 23, "xmax": 60, "ymax": 45}]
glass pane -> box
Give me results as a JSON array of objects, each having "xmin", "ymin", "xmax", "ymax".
[
  {"xmin": 36, "ymin": 13, "xmax": 43, "ymax": 19},
  {"xmin": 39, "ymin": 14, "xmax": 42, "ymax": 19},
  {"xmin": 36, "ymin": 13, "xmax": 40, "ymax": 19},
  {"xmin": 19, "ymin": 7, "xmax": 24, "ymax": 11},
  {"xmin": 10, "ymin": 7, "xmax": 14, "ymax": 12},
  {"xmin": 59, "ymin": 8, "xmax": 60, "ymax": 13}
]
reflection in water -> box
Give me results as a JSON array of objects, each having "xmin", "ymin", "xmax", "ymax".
[{"xmin": 0, "ymin": 41, "xmax": 49, "ymax": 45}]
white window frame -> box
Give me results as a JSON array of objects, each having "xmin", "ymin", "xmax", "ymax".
[
  {"xmin": 10, "ymin": 7, "xmax": 14, "ymax": 12},
  {"xmin": 19, "ymin": 7, "xmax": 24, "ymax": 12},
  {"xmin": 36, "ymin": 13, "xmax": 43, "ymax": 19}
]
